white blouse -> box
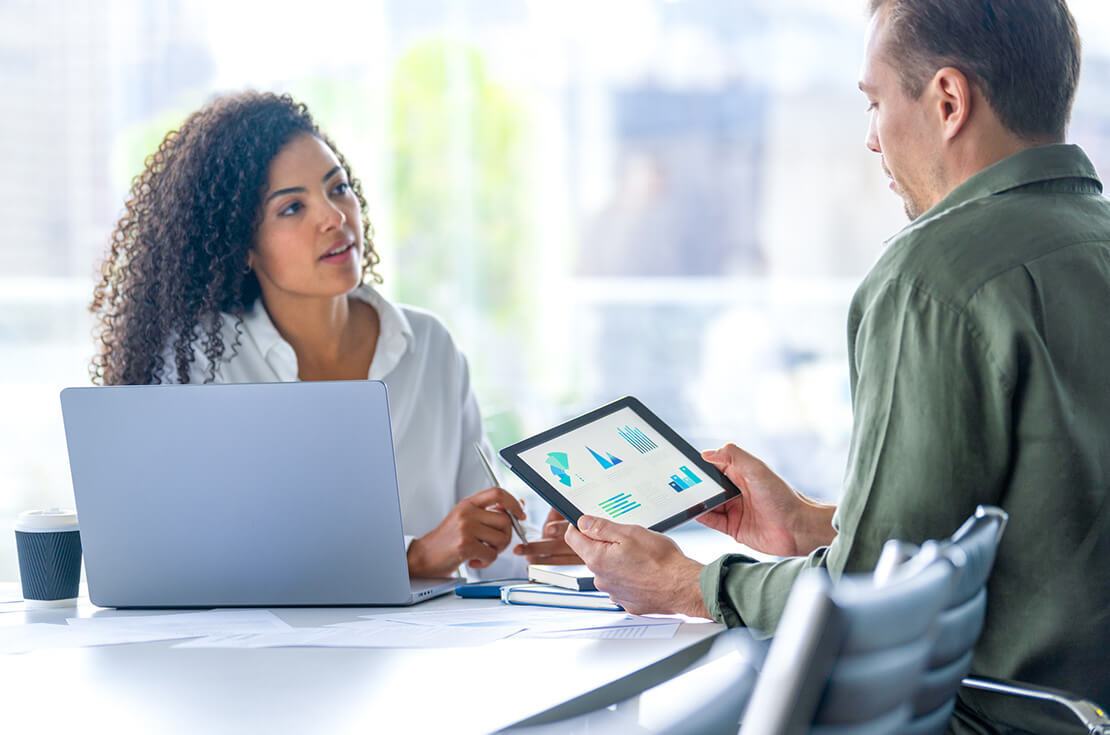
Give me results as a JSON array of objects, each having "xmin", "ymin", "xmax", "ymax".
[{"xmin": 176, "ymin": 285, "xmax": 531, "ymax": 580}]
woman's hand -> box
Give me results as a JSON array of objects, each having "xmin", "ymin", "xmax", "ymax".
[
  {"xmin": 513, "ymin": 507, "xmax": 584, "ymax": 565},
  {"xmin": 407, "ymin": 487, "xmax": 527, "ymax": 578},
  {"xmin": 697, "ymin": 444, "xmax": 836, "ymax": 557}
]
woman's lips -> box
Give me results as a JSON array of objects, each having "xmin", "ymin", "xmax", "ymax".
[{"xmin": 319, "ymin": 242, "xmax": 355, "ymax": 262}]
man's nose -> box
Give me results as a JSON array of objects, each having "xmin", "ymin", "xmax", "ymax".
[{"xmin": 865, "ymin": 119, "xmax": 881, "ymax": 154}]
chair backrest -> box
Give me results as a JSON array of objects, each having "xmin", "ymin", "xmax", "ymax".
[
  {"xmin": 874, "ymin": 506, "xmax": 1009, "ymax": 735},
  {"xmin": 654, "ymin": 627, "xmax": 762, "ymax": 735},
  {"xmin": 739, "ymin": 552, "xmax": 954, "ymax": 735}
]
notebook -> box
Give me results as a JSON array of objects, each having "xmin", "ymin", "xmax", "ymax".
[
  {"xmin": 501, "ymin": 583, "xmax": 621, "ymax": 611},
  {"xmin": 528, "ymin": 564, "xmax": 596, "ymax": 591}
]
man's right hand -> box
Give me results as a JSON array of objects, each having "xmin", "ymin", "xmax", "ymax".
[
  {"xmin": 698, "ymin": 444, "xmax": 836, "ymax": 557},
  {"xmin": 407, "ymin": 487, "xmax": 526, "ymax": 578}
]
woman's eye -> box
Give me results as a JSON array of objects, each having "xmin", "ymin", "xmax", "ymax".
[
  {"xmin": 866, "ymin": 102, "xmax": 877, "ymax": 112},
  {"xmin": 333, "ymin": 182, "xmax": 351, "ymax": 196},
  {"xmin": 278, "ymin": 201, "xmax": 302, "ymax": 217}
]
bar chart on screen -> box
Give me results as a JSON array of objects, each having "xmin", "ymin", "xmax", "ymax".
[
  {"xmin": 618, "ymin": 425, "xmax": 658, "ymax": 454},
  {"xmin": 668, "ymin": 466, "xmax": 703, "ymax": 493},
  {"xmin": 598, "ymin": 492, "xmax": 642, "ymax": 519},
  {"xmin": 588, "ymin": 446, "xmax": 623, "ymax": 470}
]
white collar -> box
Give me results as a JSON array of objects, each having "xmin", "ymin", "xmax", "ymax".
[{"xmin": 240, "ymin": 284, "xmax": 414, "ymax": 380}]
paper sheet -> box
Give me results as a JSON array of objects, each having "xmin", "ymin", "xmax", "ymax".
[
  {"xmin": 65, "ymin": 609, "xmax": 293, "ymax": 637},
  {"xmin": 519, "ymin": 622, "xmax": 681, "ymax": 640},
  {"xmin": 360, "ymin": 607, "xmax": 627, "ymax": 629},
  {"xmin": 358, "ymin": 607, "xmax": 679, "ymax": 635},
  {"xmin": 175, "ymin": 620, "xmax": 523, "ymax": 649},
  {"xmin": 0, "ymin": 603, "xmax": 33, "ymax": 614},
  {"xmin": 0, "ymin": 623, "xmax": 198, "ymax": 654}
]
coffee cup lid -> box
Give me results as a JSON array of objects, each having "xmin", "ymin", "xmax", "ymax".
[{"xmin": 16, "ymin": 508, "xmax": 78, "ymax": 533}]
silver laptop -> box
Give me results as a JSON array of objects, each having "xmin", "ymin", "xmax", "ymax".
[{"xmin": 59, "ymin": 381, "xmax": 456, "ymax": 608}]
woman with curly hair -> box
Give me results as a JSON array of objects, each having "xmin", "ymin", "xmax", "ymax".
[{"xmin": 90, "ymin": 91, "xmax": 581, "ymax": 578}]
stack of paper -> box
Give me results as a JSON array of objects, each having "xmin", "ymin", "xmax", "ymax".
[
  {"xmin": 0, "ymin": 610, "xmax": 290, "ymax": 654},
  {"xmin": 0, "ymin": 605, "xmax": 684, "ymax": 653},
  {"xmin": 175, "ymin": 621, "xmax": 523, "ymax": 649},
  {"xmin": 359, "ymin": 607, "xmax": 682, "ymax": 640}
]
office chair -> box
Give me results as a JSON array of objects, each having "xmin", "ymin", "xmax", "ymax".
[
  {"xmin": 875, "ymin": 506, "xmax": 1110, "ymax": 735},
  {"xmin": 738, "ymin": 548, "xmax": 954, "ymax": 735},
  {"xmin": 872, "ymin": 506, "xmax": 1009, "ymax": 735}
]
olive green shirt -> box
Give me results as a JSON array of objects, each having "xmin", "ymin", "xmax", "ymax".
[{"xmin": 700, "ymin": 144, "xmax": 1110, "ymax": 734}]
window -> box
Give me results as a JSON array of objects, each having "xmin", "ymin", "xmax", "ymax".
[{"xmin": 3, "ymin": 0, "xmax": 1110, "ymax": 579}]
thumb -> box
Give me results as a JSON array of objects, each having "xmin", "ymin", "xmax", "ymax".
[
  {"xmin": 701, "ymin": 448, "xmax": 727, "ymax": 470},
  {"xmin": 576, "ymin": 515, "xmax": 628, "ymax": 542},
  {"xmin": 705, "ymin": 443, "xmax": 765, "ymax": 485}
]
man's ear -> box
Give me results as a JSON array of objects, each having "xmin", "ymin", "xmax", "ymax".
[{"xmin": 931, "ymin": 66, "xmax": 973, "ymax": 142}]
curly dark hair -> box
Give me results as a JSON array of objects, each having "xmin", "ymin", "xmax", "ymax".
[{"xmin": 90, "ymin": 91, "xmax": 382, "ymax": 385}]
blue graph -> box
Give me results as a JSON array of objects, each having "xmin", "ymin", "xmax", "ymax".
[
  {"xmin": 546, "ymin": 452, "xmax": 573, "ymax": 487},
  {"xmin": 588, "ymin": 446, "xmax": 623, "ymax": 470},
  {"xmin": 668, "ymin": 466, "xmax": 703, "ymax": 493},
  {"xmin": 599, "ymin": 492, "xmax": 641, "ymax": 519},
  {"xmin": 618, "ymin": 425, "xmax": 658, "ymax": 454}
]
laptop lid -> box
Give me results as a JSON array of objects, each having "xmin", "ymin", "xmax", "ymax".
[{"xmin": 60, "ymin": 381, "xmax": 437, "ymax": 608}]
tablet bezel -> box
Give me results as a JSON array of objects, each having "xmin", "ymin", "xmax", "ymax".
[{"xmin": 499, "ymin": 396, "xmax": 741, "ymax": 532}]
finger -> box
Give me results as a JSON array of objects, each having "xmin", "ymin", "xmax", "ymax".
[
  {"xmin": 466, "ymin": 515, "xmax": 512, "ymax": 550},
  {"xmin": 710, "ymin": 442, "xmax": 766, "ymax": 472},
  {"xmin": 473, "ymin": 506, "xmax": 513, "ymax": 532},
  {"xmin": 701, "ymin": 448, "xmax": 728, "ymax": 470},
  {"xmin": 516, "ymin": 537, "xmax": 574, "ymax": 559},
  {"xmin": 472, "ymin": 524, "xmax": 515, "ymax": 552},
  {"xmin": 696, "ymin": 512, "xmax": 727, "ymax": 534},
  {"xmin": 564, "ymin": 524, "xmax": 601, "ymax": 562},
  {"xmin": 545, "ymin": 507, "xmax": 566, "ymax": 523},
  {"xmin": 543, "ymin": 520, "xmax": 570, "ymax": 538},
  {"xmin": 469, "ymin": 487, "xmax": 526, "ymax": 520},
  {"xmin": 526, "ymin": 551, "xmax": 583, "ymax": 565},
  {"xmin": 575, "ymin": 515, "xmax": 631, "ymax": 543},
  {"xmin": 462, "ymin": 539, "xmax": 499, "ymax": 568}
]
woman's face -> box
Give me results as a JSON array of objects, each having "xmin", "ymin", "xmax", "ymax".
[{"xmin": 249, "ymin": 133, "xmax": 363, "ymax": 300}]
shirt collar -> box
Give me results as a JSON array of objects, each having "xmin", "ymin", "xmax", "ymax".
[
  {"xmin": 240, "ymin": 284, "xmax": 415, "ymax": 380},
  {"xmin": 356, "ymin": 284, "xmax": 415, "ymax": 380},
  {"xmin": 893, "ymin": 144, "xmax": 1102, "ymax": 238}
]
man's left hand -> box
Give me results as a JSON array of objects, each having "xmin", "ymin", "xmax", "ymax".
[{"xmin": 564, "ymin": 515, "xmax": 710, "ymax": 617}]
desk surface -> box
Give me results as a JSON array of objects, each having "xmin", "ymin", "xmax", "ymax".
[{"xmin": 0, "ymin": 593, "xmax": 727, "ymax": 734}]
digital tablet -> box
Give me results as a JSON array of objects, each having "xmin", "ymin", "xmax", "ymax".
[{"xmin": 499, "ymin": 397, "xmax": 741, "ymax": 532}]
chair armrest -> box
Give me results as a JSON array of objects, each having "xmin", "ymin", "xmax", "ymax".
[{"xmin": 961, "ymin": 675, "xmax": 1110, "ymax": 734}]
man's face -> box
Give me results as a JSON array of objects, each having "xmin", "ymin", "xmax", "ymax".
[{"xmin": 860, "ymin": 8, "xmax": 944, "ymax": 221}]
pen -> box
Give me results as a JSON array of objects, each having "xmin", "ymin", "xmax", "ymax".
[{"xmin": 473, "ymin": 442, "xmax": 530, "ymax": 544}]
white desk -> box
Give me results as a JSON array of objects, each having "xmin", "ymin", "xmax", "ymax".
[{"xmin": 0, "ymin": 593, "xmax": 731, "ymax": 734}]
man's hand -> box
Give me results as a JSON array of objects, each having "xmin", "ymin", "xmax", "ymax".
[
  {"xmin": 407, "ymin": 487, "xmax": 526, "ymax": 577},
  {"xmin": 698, "ymin": 444, "xmax": 836, "ymax": 556},
  {"xmin": 514, "ymin": 507, "xmax": 583, "ymax": 565},
  {"xmin": 564, "ymin": 516, "xmax": 709, "ymax": 617}
]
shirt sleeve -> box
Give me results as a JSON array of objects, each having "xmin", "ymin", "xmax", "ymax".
[{"xmin": 703, "ymin": 277, "xmax": 1012, "ymax": 632}]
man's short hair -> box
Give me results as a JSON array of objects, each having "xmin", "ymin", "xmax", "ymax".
[{"xmin": 869, "ymin": 0, "xmax": 1082, "ymax": 141}]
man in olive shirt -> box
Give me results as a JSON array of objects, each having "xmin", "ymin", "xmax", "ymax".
[{"xmin": 564, "ymin": 1, "xmax": 1109, "ymax": 732}]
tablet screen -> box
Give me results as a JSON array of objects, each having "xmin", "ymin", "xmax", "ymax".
[{"xmin": 514, "ymin": 405, "xmax": 732, "ymax": 530}]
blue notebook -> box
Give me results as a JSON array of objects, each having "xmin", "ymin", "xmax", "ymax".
[
  {"xmin": 455, "ymin": 578, "xmax": 528, "ymax": 599},
  {"xmin": 501, "ymin": 583, "xmax": 622, "ymax": 611}
]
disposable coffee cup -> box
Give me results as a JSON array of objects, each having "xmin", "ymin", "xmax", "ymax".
[{"xmin": 14, "ymin": 508, "xmax": 82, "ymax": 607}]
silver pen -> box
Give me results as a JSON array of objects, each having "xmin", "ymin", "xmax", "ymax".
[{"xmin": 473, "ymin": 442, "xmax": 530, "ymax": 544}]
